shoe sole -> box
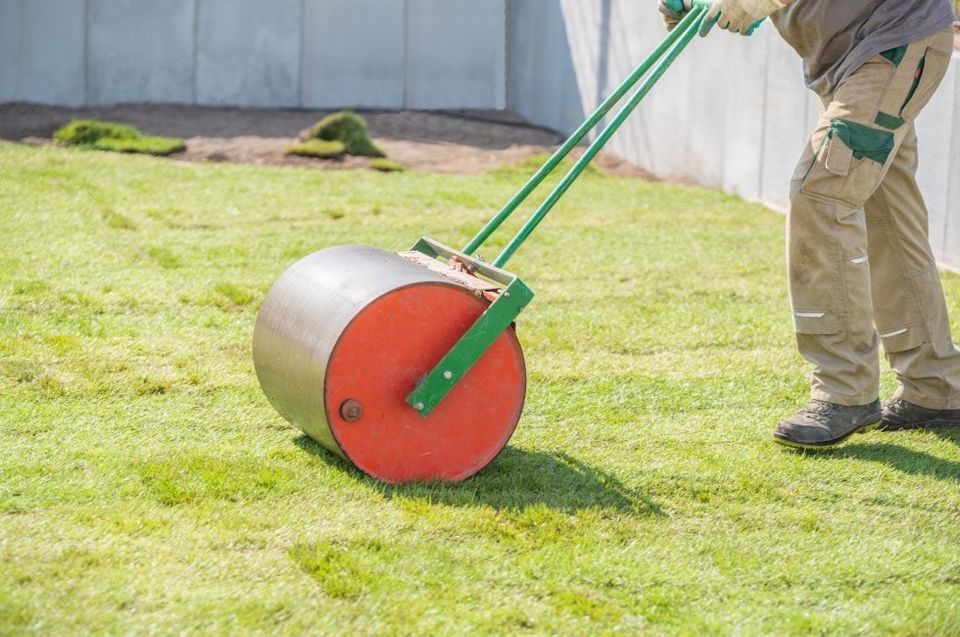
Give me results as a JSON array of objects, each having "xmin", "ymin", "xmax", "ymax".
[
  {"xmin": 879, "ymin": 418, "xmax": 960, "ymax": 432},
  {"xmin": 772, "ymin": 419, "xmax": 881, "ymax": 450}
]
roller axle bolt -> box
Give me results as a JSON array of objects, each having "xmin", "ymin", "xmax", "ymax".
[{"xmin": 340, "ymin": 399, "xmax": 364, "ymax": 422}]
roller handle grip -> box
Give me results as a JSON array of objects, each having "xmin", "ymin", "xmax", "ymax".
[
  {"xmin": 664, "ymin": 0, "xmax": 764, "ymax": 37},
  {"xmin": 664, "ymin": 0, "xmax": 710, "ymax": 11}
]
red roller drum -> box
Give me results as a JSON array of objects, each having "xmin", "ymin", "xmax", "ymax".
[{"xmin": 252, "ymin": 245, "xmax": 526, "ymax": 483}]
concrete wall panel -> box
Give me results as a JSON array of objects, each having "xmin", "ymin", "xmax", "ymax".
[
  {"xmin": 758, "ymin": 35, "xmax": 808, "ymax": 209},
  {"xmin": 679, "ymin": 29, "xmax": 736, "ymax": 188},
  {"xmin": 87, "ymin": 0, "xmax": 194, "ymax": 105},
  {"xmin": 928, "ymin": 62, "xmax": 960, "ymax": 264},
  {"xmin": 575, "ymin": 0, "xmax": 686, "ymax": 179},
  {"xmin": 18, "ymin": 0, "xmax": 84, "ymax": 105},
  {"xmin": 598, "ymin": 1, "xmax": 650, "ymax": 176},
  {"xmin": 599, "ymin": 0, "xmax": 660, "ymax": 177},
  {"xmin": 301, "ymin": 0, "xmax": 404, "ymax": 108},
  {"xmin": 946, "ymin": 65, "xmax": 960, "ymax": 268},
  {"xmin": 554, "ymin": 0, "xmax": 601, "ymax": 129},
  {"xmin": 0, "ymin": 0, "xmax": 20, "ymax": 102},
  {"xmin": 196, "ymin": 0, "xmax": 301, "ymax": 107},
  {"xmin": 405, "ymin": 0, "xmax": 506, "ymax": 109},
  {"xmin": 629, "ymin": 28, "xmax": 698, "ymax": 180},
  {"xmin": 507, "ymin": 0, "xmax": 585, "ymax": 135},
  {"xmin": 720, "ymin": 29, "xmax": 770, "ymax": 201}
]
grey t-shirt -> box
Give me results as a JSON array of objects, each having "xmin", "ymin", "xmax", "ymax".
[{"xmin": 769, "ymin": 0, "xmax": 956, "ymax": 96}]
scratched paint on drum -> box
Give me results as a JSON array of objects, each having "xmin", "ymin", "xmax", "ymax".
[{"xmin": 324, "ymin": 282, "xmax": 525, "ymax": 483}]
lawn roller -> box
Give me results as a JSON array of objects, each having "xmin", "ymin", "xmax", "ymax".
[{"xmin": 253, "ymin": 4, "xmax": 725, "ymax": 483}]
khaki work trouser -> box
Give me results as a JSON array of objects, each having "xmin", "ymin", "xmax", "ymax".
[{"xmin": 788, "ymin": 27, "xmax": 960, "ymax": 409}]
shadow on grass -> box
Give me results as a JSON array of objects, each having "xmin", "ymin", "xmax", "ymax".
[
  {"xmin": 293, "ymin": 435, "xmax": 662, "ymax": 515},
  {"xmin": 805, "ymin": 440, "xmax": 960, "ymax": 483},
  {"xmin": 933, "ymin": 428, "xmax": 960, "ymax": 447}
]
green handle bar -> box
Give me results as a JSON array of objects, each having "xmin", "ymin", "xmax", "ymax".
[
  {"xmin": 491, "ymin": 7, "xmax": 705, "ymax": 268},
  {"xmin": 461, "ymin": 5, "xmax": 708, "ymax": 260},
  {"xmin": 665, "ymin": 0, "xmax": 709, "ymax": 12},
  {"xmin": 407, "ymin": 6, "xmax": 717, "ymax": 417},
  {"xmin": 460, "ymin": 6, "xmax": 720, "ymax": 268},
  {"xmin": 460, "ymin": 0, "xmax": 765, "ymax": 267},
  {"xmin": 666, "ymin": 0, "xmax": 764, "ymax": 37}
]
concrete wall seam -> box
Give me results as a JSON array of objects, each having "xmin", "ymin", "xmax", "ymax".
[{"xmin": 191, "ymin": 0, "xmax": 199, "ymax": 105}]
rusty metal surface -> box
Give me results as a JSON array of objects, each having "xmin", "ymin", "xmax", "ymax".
[{"xmin": 397, "ymin": 250, "xmax": 500, "ymax": 294}]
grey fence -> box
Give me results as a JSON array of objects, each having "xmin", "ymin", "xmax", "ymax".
[{"xmin": 0, "ymin": 0, "xmax": 506, "ymax": 109}]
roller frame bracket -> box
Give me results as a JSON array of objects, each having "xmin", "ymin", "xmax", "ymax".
[{"xmin": 405, "ymin": 237, "xmax": 534, "ymax": 418}]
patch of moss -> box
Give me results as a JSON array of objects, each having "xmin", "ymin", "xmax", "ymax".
[
  {"xmin": 54, "ymin": 119, "xmax": 140, "ymax": 145},
  {"xmin": 369, "ymin": 158, "xmax": 406, "ymax": 173},
  {"xmin": 53, "ymin": 119, "xmax": 186, "ymax": 157},
  {"xmin": 285, "ymin": 139, "xmax": 346, "ymax": 159},
  {"xmin": 307, "ymin": 111, "xmax": 384, "ymax": 157},
  {"xmin": 91, "ymin": 135, "xmax": 186, "ymax": 157}
]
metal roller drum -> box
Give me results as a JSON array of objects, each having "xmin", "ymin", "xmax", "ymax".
[{"xmin": 252, "ymin": 245, "xmax": 526, "ymax": 483}]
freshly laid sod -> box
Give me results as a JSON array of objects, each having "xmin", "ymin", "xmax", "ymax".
[
  {"xmin": 89, "ymin": 135, "xmax": 187, "ymax": 157},
  {"xmin": 369, "ymin": 158, "xmax": 406, "ymax": 173},
  {"xmin": 1, "ymin": 141, "xmax": 959, "ymax": 635},
  {"xmin": 285, "ymin": 139, "xmax": 347, "ymax": 159},
  {"xmin": 306, "ymin": 111, "xmax": 385, "ymax": 158},
  {"xmin": 54, "ymin": 119, "xmax": 187, "ymax": 157}
]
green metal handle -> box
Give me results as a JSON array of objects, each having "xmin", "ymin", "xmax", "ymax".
[
  {"xmin": 665, "ymin": 0, "xmax": 712, "ymax": 12},
  {"xmin": 406, "ymin": 7, "xmax": 713, "ymax": 417},
  {"xmin": 491, "ymin": 7, "xmax": 705, "ymax": 268},
  {"xmin": 666, "ymin": 0, "xmax": 765, "ymax": 36},
  {"xmin": 695, "ymin": 3, "xmax": 766, "ymax": 37},
  {"xmin": 461, "ymin": 5, "xmax": 706, "ymax": 258},
  {"xmin": 405, "ymin": 237, "xmax": 534, "ymax": 417}
]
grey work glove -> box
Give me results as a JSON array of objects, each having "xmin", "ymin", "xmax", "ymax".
[
  {"xmin": 702, "ymin": 0, "xmax": 785, "ymax": 35},
  {"xmin": 658, "ymin": 0, "xmax": 693, "ymax": 31}
]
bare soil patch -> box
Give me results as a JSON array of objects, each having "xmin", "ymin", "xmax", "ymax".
[{"xmin": 0, "ymin": 103, "xmax": 649, "ymax": 178}]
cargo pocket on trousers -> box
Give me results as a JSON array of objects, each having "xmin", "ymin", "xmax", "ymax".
[
  {"xmin": 793, "ymin": 311, "xmax": 841, "ymax": 335},
  {"xmin": 899, "ymin": 47, "xmax": 952, "ymax": 122},
  {"xmin": 800, "ymin": 120, "xmax": 892, "ymax": 207},
  {"xmin": 878, "ymin": 324, "xmax": 926, "ymax": 353},
  {"xmin": 823, "ymin": 131, "xmax": 853, "ymax": 177}
]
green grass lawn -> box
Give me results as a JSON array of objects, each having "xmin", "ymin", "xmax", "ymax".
[{"xmin": 1, "ymin": 141, "xmax": 959, "ymax": 635}]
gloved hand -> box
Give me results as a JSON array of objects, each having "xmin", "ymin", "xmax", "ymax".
[
  {"xmin": 658, "ymin": 0, "xmax": 693, "ymax": 31},
  {"xmin": 701, "ymin": 0, "xmax": 785, "ymax": 36}
]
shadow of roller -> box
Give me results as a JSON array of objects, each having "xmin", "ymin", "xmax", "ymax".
[{"xmin": 293, "ymin": 435, "xmax": 663, "ymax": 515}]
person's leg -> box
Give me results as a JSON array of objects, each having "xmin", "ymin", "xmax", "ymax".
[
  {"xmin": 775, "ymin": 27, "xmax": 955, "ymax": 447},
  {"xmin": 864, "ymin": 125, "xmax": 960, "ymax": 430}
]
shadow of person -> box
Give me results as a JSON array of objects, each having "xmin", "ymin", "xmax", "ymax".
[
  {"xmin": 292, "ymin": 435, "xmax": 662, "ymax": 516},
  {"xmin": 932, "ymin": 428, "xmax": 960, "ymax": 447},
  {"xmin": 800, "ymin": 441, "xmax": 960, "ymax": 483}
]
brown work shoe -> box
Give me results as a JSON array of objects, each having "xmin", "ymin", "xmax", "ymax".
[
  {"xmin": 880, "ymin": 398, "xmax": 960, "ymax": 431},
  {"xmin": 773, "ymin": 399, "xmax": 881, "ymax": 449}
]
